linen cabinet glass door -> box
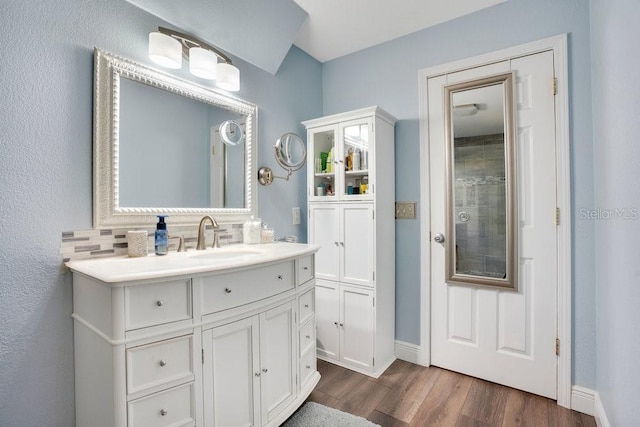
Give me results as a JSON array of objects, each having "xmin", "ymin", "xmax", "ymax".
[
  {"xmin": 309, "ymin": 124, "xmax": 337, "ymax": 200},
  {"xmin": 340, "ymin": 118, "xmax": 373, "ymax": 200}
]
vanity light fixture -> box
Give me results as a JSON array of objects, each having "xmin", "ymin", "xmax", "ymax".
[
  {"xmin": 148, "ymin": 26, "xmax": 240, "ymax": 91},
  {"xmin": 453, "ymin": 103, "xmax": 478, "ymax": 116}
]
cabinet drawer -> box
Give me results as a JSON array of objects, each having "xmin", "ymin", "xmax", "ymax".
[
  {"xmin": 127, "ymin": 335, "xmax": 194, "ymax": 396},
  {"xmin": 299, "ymin": 318, "xmax": 315, "ymax": 356},
  {"xmin": 125, "ymin": 280, "xmax": 191, "ymax": 331},
  {"xmin": 128, "ymin": 383, "xmax": 195, "ymax": 427},
  {"xmin": 202, "ymin": 262, "xmax": 294, "ymax": 315},
  {"xmin": 298, "ymin": 288, "xmax": 314, "ymax": 324},
  {"xmin": 300, "ymin": 347, "xmax": 317, "ymax": 387},
  {"xmin": 297, "ymin": 256, "xmax": 314, "ymax": 285}
]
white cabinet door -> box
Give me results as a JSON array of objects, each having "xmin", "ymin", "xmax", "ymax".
[
  {"xmin": 314, "ymin": 280, "xmax": 340, "ymax": 361},
  {"xmin": 341, "ymin": 204, "xmax": 374, "ymax": 287},
  {"xmin": 340, "ymin": 285, "xmax": 374, "ymax": 371},
  {"xmin": 260, "ymin": 302, "xmax": 295, "ymax": 424},
  {"xmin": 202, "ymin": 317, "xmax": 260, "ymax": 427},
  {"xmin": 309, "ymin": 204, "xmax": 340, "ymax": 282}
]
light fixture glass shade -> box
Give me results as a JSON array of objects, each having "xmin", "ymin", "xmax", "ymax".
[
  {"xmin": 148, "ymin": 32, "xmax": 182, "ymax": 69},
  {"xmin": 217, "ymin": 62, "xmax": 240, "ymax": 92},
  {"xmin": 189, "ymin": 47, "xmax": 217, "ymax": 80}
]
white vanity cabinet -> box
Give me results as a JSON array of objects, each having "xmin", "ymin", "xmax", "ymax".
[
  {"xmin": 304, "ymin": 106, "xmax": 396, "ymax": 378},
  {"xmin": 68, "ymin": 244, "xmax": 319, "ymax": 427}
]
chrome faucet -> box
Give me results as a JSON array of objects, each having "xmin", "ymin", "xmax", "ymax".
[{"xmin": 197, "ymin": 215, "xmax": 220, "ymax": 250}]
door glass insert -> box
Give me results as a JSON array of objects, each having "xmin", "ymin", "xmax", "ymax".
[
  {"xmin": 444, "ymin": 73, "xmax": 517, "ymax": 289},
  {"xmin": 342, "ymin": 123, "xmax": 369, "ymax": 197}
]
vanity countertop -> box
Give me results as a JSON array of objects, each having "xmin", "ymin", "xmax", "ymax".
[{"xmin": 66, "ymin": 242, "xmax": 319, "ymax": 285}]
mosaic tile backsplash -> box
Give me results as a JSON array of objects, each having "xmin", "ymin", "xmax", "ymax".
[{"xmin": 60, "ymin": 224, "xmax": 243, "ymax": 262}]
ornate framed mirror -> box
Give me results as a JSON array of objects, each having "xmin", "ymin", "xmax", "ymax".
[
  {"xmin": 443, "ymin": 72, "xmax": 518, "ymax": 289},
  {"xmin": 93, "ymin": 49, "xmax": 257, "ymax": 228}
]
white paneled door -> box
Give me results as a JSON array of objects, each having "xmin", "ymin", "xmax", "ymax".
[{"xmin": 429, "ymin": 51, "xmax": 558, "ymax": 399}]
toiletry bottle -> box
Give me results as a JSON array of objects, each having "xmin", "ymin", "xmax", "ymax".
[
  {"xmin": 353, "ymin": 149, "xmax": 361, "ymax": 171},
  {"xmin": 155, "ymin": 215, "xmax": 168, "ymax": 255},
  {"xmin": 327, "ymin": 147, "xmax": 334, "ymax": 173}
]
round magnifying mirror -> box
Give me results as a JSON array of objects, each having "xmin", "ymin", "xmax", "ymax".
[
  {"xmin": 219, "ymin": 120, "xmax": 244, "ymax": 146},
  {"xmin": 274, "ymin": 133, "xmax": 306, "ymax": 171}
]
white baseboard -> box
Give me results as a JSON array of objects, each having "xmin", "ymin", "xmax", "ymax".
[
  {"xmin": 594, "ymin": 392, "xmax": 611, "ymax": 427},
  {"xmin": 394, "ymin": 340, "xmax": 423, "ymax": 365},
  {"xmin": 571, "ymin": 386, "xmax": 610, "ymax": 427},
  {"xmin": 571, "ymin": 386, "xmax": 595, "ymax": 415}
]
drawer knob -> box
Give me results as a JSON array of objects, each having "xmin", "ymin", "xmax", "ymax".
[
  {"xmin": 306, "ymin": 365, "xmax": 311, "ymax": 369},
  {"xmin": 304, "ymin": 304, "xmax": 309, "ymax": 308},
  {"xmin": 156, "ymin": 300, "xmax": 164, "ymax": 307},
  {"xmin": 224, "ymin": 288, "xmax": 232, "ymax": 294},
  {"xmin": 160, "ymin": 409, "xmax": 168, "ymax": 416},
  {"xmin": 303, "ymin": 266, "xmax": 309, "ymax": 271},
  {"xmin": 334, "ymin": 322, "xmax": 338, "ymax": 326},
  {"xmin": 159, "ymin": 360, "xmax": 167, "ymax": 367},
  {"xmin": 305, "ymin": 335, "xmax": 310, "ymax": 339},
  {"xmin": 277, "ymin": 275, "xmax": 283, "ymax": 280}
]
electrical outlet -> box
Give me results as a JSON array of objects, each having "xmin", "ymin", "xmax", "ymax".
[
  {"xmin": 395, "ymin": 202, "xmax": 416, "ymax": 219},
  {"xmin": 292, "ymin": 207, "xmax": 301, "ymax": 225}
]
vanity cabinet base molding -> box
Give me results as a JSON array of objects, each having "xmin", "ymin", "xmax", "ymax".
[{"xmin": 70, "ymin": 252, "xmax": 318, "ymax": 427}]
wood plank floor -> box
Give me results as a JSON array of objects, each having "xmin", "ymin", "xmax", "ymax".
[{"xmin": 304, "ymin": 359, "xmax": 596, "ymax": 426}]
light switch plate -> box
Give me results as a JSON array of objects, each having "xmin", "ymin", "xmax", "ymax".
[
  {"xmin": 292, "ymin": 207, "xmax": 301, "ymax": 225},
  {"xmin": 395, "ymin": 202, "xmax": 416, "ymax": 219}
]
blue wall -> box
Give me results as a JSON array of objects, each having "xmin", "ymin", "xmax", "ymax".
[
  {"xmin": 0, "ymin": 0, "xmax": 321, "ymax": 425},
  {"xmin": 322, "ymin": 0, "xmax": 596, "ymax": 388},
  {"xmin": 590, "ymin": 0, "xmax": 640, "ymax": 425}
]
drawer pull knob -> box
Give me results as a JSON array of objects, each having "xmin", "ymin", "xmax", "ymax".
[
  {"xmin": 262, "ymin": 368, "xmax": 268, "ymax": 373},
  {"xmin": 160, "ymin": 409, "xmax": 168, "ymax": 416},
  {"xmin": 306, "ymin": 365, "xmax": 311, "ymax": 369},
  {"xmin": 303, "ymin": 266, "xmax": 309, "ymax": 270},
  {"xmin": 334, "ymin": 322, "xmax": 338, "ymax": 326},
  {"xmin": 304, "ymin": 304, "xmax": 309, "ymax": 308},
  {"xmin": 156, "ymin": 300, "xmax": 164, "ymax": 307},
  {"xmin": 305, "ymin": 335, "xmax": 310, "ymax": 339},
  {"xmin": 277, "ymin": 275, "xmax": 283, "ymax": 280},
  {"xmin": 159, "ymin": 360, "xmax": 167, "ymax": 367},
  {"xmin": 224, "ymin": 288, "xmax": 232, "ymax": 294}
]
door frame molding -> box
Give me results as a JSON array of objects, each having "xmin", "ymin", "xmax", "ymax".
[{"xmin": 417, "ymin": 34, "xmax": 571, "ymax": 408}]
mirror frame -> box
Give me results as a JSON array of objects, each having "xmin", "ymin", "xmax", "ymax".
[
  {"xmin": 274, "ymin": 133, "xmax": 306, "ymax": 171},
  {"xmin": 443, "ymin": 72, "xmax": 518, "ymax": 290},
  {"xmin": 93, "ymin": 48, "xmax": 258, "ymax": 228}
]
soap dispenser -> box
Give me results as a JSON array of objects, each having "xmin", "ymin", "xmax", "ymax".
[{"xmin": 155, "ymin": 215, "xmax": 169, "ymax": 255}]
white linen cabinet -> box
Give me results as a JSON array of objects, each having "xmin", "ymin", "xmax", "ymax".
[{"xmin": 304, "ymin": 106, "xmax": 396, "ymax": 378}]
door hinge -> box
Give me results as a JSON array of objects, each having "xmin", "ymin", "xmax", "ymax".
[
  {"xmin": 373, "ymin": 357, "xmax": 375, "ymax": 367},
  {"xmin": 373, "ymin": 271, "xmax": 375, "ymax": 281},
  {"xmin": 555, "ymin": 338, "xmax": 560, "ymax": 356},
  {"xmin": 555, "ymin": 207, "xmax": 560, "ymax": 226},
  {"xmin": 553, "ymin": 78, "xmax": 558, "ymax": 95},
  {"xmin": 373, "ymin": 297, "xmax": 375, "ymax": 307},
  {"xmin": 202, "ymin": 348, "xmax": 205, "ymax": 364}
]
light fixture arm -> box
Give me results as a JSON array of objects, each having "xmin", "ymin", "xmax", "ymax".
[{"xmin": 158, "ymin": 26, "xmax": 233, "ymax": 65}]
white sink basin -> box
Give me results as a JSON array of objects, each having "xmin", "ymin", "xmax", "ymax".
[{"xmin": 188, "ymin": 249, "xmax": 263, "ymax": 261}]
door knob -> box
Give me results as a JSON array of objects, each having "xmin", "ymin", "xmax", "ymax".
[{"xmin": 433, "ymin": 233, "xmax": 445, "ymax": 244}]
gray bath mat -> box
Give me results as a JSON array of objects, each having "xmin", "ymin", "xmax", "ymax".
[{"xmin": 282, "ymin": 402, "xmax": 380, "ymax": 427}]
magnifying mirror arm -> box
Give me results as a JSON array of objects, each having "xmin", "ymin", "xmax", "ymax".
[{"xmin": 257, "ymin": 166, "xmax": 293, "ymax": 185}]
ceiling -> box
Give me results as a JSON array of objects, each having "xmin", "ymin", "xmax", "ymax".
[{"xmin": 125, "ymin": 0, "xmax": 505, "ymax": 74}]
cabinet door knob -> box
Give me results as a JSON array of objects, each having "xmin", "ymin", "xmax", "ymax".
[
  {"xmin": 340, "ymin": 323, "xmax": 344, "ymax": 327},
  {"xmin": 306, "ymin": 335, "xmax": 311, "ymax": 339},
  {"xmin": 277, "ymin": 275, "xmax": 283, "ymax": 280},
  {"xmin": 156, "ymin": 300, "xmax": 164, "ymax": 307},
  {"xmin": 304, "ymin": 304, "xmax": 309, "ymax": 308},
  {"xmin": 303, "ymin": 266, "xmax": 309, "ymax": 271},
  {"xmin": 159, "ymin": 360, "xmax": 167, "ymax": 367},
  {"xmin": 224, "ymin": 288, "xmax": 232, "ymax": 294},
  {"xmin": 334, "ymin": 322, "xmax": 338, "ymax": 326},
  {"xmin": 306, "ymin": 365, "xmax": 311, "ymax": 369},
  {"xmin": 340, "ymin": 242, "xmax": 344, "ymax": 246},
  {"xmin": 334, "ymin": 242, "xmax": 339, "ymax": 246},
  {"xmin": 160, "ymin": 409, "xmax": 168, "ymax": 416},
  {"xmin": 255, "ymin": 372, "xmax": 261, "ymax": 377},
  {"xmin": 262, "ymin": 368, "xmax": 268, "ymax": 373}
]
